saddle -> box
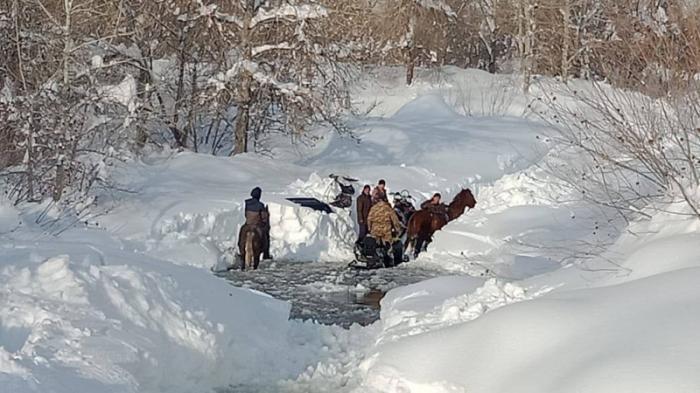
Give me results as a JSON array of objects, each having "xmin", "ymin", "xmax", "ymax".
[{"xmin": 425, "ymin": 205, "xmax": 449, "ymax": 222}]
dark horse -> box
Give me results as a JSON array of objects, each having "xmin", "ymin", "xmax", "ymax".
[
  {"xmin": 238, "ymin": 226, "xmax": 263, "ymax": 271},
  {"xmin": 405, "ymin": 188, "xmax": 477, "ymax": 258}
]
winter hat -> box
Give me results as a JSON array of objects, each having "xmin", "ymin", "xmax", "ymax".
[{"xmin": 250, "ymin": 187, "xmax": 262, "ymax": 200}]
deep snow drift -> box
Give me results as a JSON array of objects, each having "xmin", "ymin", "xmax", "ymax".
[
  {"xmin": 357, "ymin": 204, "xmax": 700, "ymax": 393},
  {"xmin": 3, "ymin": 67, "xmax": 700, "ymax": 393}
]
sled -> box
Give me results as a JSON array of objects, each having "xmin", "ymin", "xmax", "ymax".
[{"xmin": 349, "ymin": 237, "xmax": 407, "ymax": 270}]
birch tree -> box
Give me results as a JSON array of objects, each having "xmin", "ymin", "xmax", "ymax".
[{"xmin": 519, "ymin": 0, "xmax": 537, "ymax": 93}]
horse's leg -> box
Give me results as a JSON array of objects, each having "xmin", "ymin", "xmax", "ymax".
[
  {"xmin": 404, "ymin": 236, "xmax": 413, "ymax": 258},
  {"xmin": 414, "ymin": 235, "xmax": 424, "ymax": 258},
  {"xmin": 238, "ymin": 227, "xmax": 247, "ymax": 270},
  {"xmin": 245, "ymin": 232, "xmax": 254, "ymax": 271},
  {"xmin": 254, "ymin": 237, "xmax": 261, "ymax": 270},
  {"xmin": 424, "ymin": 235, "xmax": 433, "ymax": 252}
]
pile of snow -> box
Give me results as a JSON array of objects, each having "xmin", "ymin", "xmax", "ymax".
[
  {"xmin": 376, "ymin": 277, "xmax": 553, "ymax": 346},
  {"xmin": 0, "ymin": 203, "xmax": 20, "ymax": 234},
  {"xmin": 97, "ymin": 154, "xmax": 358, "ymax": 267},
  {"xmin": 0, "ymin": 245, "xmax": 296, "ymax": 393},
  {"xmin": 353, "ymin": 181, "xmax": 700, "ymax": 393},
  {"xmin": 359, "ymin": 268, "xmax": 700, "ymax": 393}
]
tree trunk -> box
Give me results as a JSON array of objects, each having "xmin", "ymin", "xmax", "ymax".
[
  {"xmin": 188, "ymin": 59, "xmax": 198, "ymax": 152},
  {"xmin": 52, "ymin": 151, "xmax": 65, "ymax": 202},
  {"xmin": 26, "ymin": 101, "xmax": 38, "ymax": 202},
  {"xmin": 580, "ymin": 26, "xmax": 591, "ymax": 80},
  {"xmin": 405, "ymin": 13, "xmax": 416, "ymax": 86},
  {"xmin": 172, "ymin": 25, "xmax": 188, "ymax": 148},
  {"xmin": 478, "ymin": 0, "xmax": 497, "ymax": 73},
  {"xmin": 13, "ymin": 0, "xmax": 27, "ymax": 91},
  {"xmin": 405, "ymin": 50, "xmax": 415, "ymax": 86},
  {"xmin": 233, "ymin": 0, "xmax": 256, "ymax": 155},
  {"xmin": 134, "ymin": 61, "xmax": 151, "ymax": 150},
  {"xmin": 125, "ymin": 2, "xmax": 150, "ymax": 150},
  {"xmin": 234, "ymin": 94, "xmax": 250, "ymax": 155},
  {"xmin": 63, "ymin": 0, "xmax": 73, "ymax": 86},
  {"xmin": 521, "ymin": 0, "xmax": 536, "ymax": 94},
  {"xmin": 561, "ymin": 0, "xmax": 571, "ymax": 83}
]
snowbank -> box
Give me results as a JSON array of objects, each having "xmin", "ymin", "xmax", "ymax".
[
  {"xmin": 0, "ymin": 238, "xmax": 301, "ymax": 393},
  {"xmin": 359, "ymin": 266, "xmax": 700, "ymax": 393},
  {"xmin": 0, "ymin": 203, "xmax": 20, "ymax": 234},
  {"xmin": 355, "ymin": 184, "xmax": 700, "ymax": 393},
  {"xmin": 98, "ymin": 154, "xmax": 357, "ymax": 268}
]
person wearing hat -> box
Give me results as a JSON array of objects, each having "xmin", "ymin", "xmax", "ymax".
[
  {"xmin": 238, "ymin": 187, "xmax": 272, "ymax": 261},
  {"xmin": 421, "ymin": 192, "xmax": 448, "ymax": 218},
  {"xmin": 371, "ymin": 179, "xmax": 388, "ymax": 205},
  {"xmin": 356, "ymin": 185, "xmax": 372, "ymax": 245}
]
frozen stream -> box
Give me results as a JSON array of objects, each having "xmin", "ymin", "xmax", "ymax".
[{"xmin": 221, "ymin": 261, "xmax": 449, "ymax": 328}]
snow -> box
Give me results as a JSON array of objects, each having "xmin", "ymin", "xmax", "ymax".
[
  {"xmin": 253, "ymin": 42, "xmax": 294, "ymax": 57},
  {"xmin": 358, "ymin": 265, "xmax": 700, "ymax": 393},
  {"xmin": 415, "ymin": 0, "xmax": 456, "ymax": 17},
  {"xmin": 251, "ymin": 4, "xmax": 328, "ymax": 28},
  {"xmin": 176, "ymin": 2, "xmax": 243, "ymax": 28},
  {"xmin": 99, "ymin": 75, "xmax": 137, "ymax": 113},
  {"xmin": 0, "ymin": 235, "xmax": 302, "ymax": 393},
  {"xmin": 4, "ymin": 66, "xmax": 700, "ymax": 393}
]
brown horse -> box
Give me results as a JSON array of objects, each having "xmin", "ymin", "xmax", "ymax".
[
  {"xmin": 405, "ymin": 188, "xmax": 477, "ymax": 258},
  {"xmin": 238, "ymin": 225, "xmax": 263, "ymax": 271}
]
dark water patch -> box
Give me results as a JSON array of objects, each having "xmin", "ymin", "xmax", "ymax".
[{"xmin": 220, "ymin": 261, "xmax": 442, "ymax": 328}]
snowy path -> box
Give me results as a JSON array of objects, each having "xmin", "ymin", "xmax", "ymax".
[{"xmin": 221, "ymin": 261, "xmax": 462, "ymax": 328}]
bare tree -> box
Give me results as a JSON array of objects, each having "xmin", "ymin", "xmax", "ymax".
[
  {"xmin": 541, "ymin": 80, "xmax": 700, "ymax": 219},
  {"xmin": 178, "ymin": 0, "xmax": 348, "ymax": 155},
  {"xmin": 377, "ymin": 0, "xmax": 456, "ymax": 85}
]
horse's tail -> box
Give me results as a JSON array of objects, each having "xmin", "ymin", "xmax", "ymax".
[{"xmin": 245, "ymin": 230, "xmax": 254, "ymax": 269}]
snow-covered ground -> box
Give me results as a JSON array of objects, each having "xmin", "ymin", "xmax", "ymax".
[
  {"xmin": 356, "ymin": 201, "xmax": 700, "ymax": 393},
  {"xmin": 3, "ymin": 67, "xmax": 700, "ymax": 393}
]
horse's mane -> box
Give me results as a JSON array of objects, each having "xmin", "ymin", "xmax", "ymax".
[{"xmin": 449, "ymin": 189, "xmax": 471, "ymax": 208}]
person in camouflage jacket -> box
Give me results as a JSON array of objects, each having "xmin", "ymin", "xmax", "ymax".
[{"xmin": 367, "ymin": 200, "xmax": 402, "ymax": 244}]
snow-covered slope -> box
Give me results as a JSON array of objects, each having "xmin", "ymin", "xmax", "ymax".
[{"xmin": 357, "ymin": 202, "xmax": 700, "ymax": 393}]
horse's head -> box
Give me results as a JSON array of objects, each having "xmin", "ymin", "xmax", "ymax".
[
  {"xmin": 447, "ymin": 188, "xmax": 477, "ymax": 220},
  {"xmin": 460, "ymin": 188, "xmax": 477, "ymax": 209}
]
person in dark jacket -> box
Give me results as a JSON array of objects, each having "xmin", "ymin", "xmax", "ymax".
[
  {"xmin": 356, "ymin": 185, "xmax": 372, "ymax": 245},
  {"xmin": 371, "ymin": 179, "xmax": 388, "ymax": 205},
  {"xmin": 238, "ymin": 187, "xmax": 271, "ymax": 261},
  {"xmin": 420, "ymin": 193, "xmax": 448, "ymax": 218}
]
